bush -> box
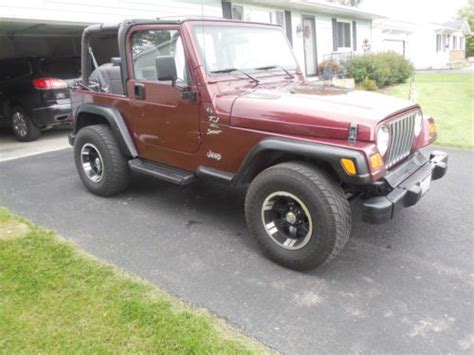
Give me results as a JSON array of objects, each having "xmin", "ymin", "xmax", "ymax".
[
  {"xmin": 356, "ymin": 77, "xmax": 378, "ymax": 91},
  {"xmin": 347, "ymin": 52, "xmax": 413, "ymax": 88}
]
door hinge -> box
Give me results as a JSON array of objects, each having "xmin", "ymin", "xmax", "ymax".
[
  {"xmin": 181, "ymin": 91, "xmax": 198, "ymax": 102},
  {"xmin": 189, "ymin": 131, "xmax": 202, "ymax": 144}
]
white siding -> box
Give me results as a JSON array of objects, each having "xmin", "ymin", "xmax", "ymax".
[{"xmin": 356, "ymin": 19, "xmax": 371, "ymax": 53}]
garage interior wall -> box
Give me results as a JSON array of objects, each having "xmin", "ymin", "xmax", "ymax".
[{"xmin": 0, "ymin": 36, "xmax": 81, "ymax": 59}]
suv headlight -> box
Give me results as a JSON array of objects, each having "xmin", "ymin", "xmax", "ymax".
[
  {"xmin": 414, "ymin": 111, "xmax": 423, "ymax": 136},
  {"xmin": 377, "ymin": 125, "xmax": 390, "ymax": 156}
]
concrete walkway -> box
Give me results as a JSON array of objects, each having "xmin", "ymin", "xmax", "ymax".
[{"xmin": 0, "ymin": 128, "xmax": 71, "ymax": 162}]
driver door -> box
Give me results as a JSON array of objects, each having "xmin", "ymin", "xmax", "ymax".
[{"xmin": 126, "ymin": 26, "xmax": 200, "ymax": 158}]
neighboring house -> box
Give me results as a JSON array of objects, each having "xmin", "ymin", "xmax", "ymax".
[
  {"xmin": 373, "ymin": 18, "xmax": 473, "ymax": 70},
  {"xmin": 221, "ymin": 0, "xmax": 382, "ymax": 76}
]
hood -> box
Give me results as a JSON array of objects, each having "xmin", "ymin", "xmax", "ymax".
[{"xmin": 228, "ymin": 83, "xmax": 418, "ymax": 141}]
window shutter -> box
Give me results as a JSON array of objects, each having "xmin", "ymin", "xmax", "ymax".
[
  {"xmin": 332, "ymin": 18, "xmax": 338, "ymax": 51},
  {"xmin": 222, "ymin": 1, "xmax": 232, "ymax": 19},
  {"xmin": 352, "ymin": 21, "xmax": 357, "ymax": 51},
  {"xmin": 285, "ymin": 10, "xmax": 293, "ymax": 46}
]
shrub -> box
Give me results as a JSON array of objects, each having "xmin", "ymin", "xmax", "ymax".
[
  {"xmin": 356, "ymin": 77, "xmax": 378, "ymax": 91},
  {"xmin": 347, "ymin": 52, "xmax": 413, "ymax": 87}
]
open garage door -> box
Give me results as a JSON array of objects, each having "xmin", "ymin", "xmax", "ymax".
[
  {"xmin": 0, "ymin": 20, "xmax": 89, "ymax": 141},
  {"xmin": 0, "ymin": 20, "xmax": 87, "ymax": 59}
]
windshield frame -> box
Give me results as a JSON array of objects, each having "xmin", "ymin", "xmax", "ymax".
[{"xmin": 189, "ymin": 21, "xmax": 300, "ymax": 80}]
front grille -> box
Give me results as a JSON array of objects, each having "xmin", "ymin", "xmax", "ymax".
[{"xmin": 385, "ymin": 112, "xmax": 416, "ymax": 168}]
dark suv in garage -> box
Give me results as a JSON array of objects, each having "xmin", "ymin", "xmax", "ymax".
[{"xmin": 0, "ymin": 57, "xmax": 80, "ymax": 141}]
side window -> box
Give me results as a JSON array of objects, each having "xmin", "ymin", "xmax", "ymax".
[
  {"xmin": 131, "ymin": 29, "xmax": 189, "ymax": 85},
  {"xmin": 0, "ymin": 63, "xmax": 9, "ymax": 81},
  {"xmin": 0, "ymin": 61, "xmax": 31, "ymax": 81},
  {"xmin": 336, "ymin": 21, "xmax": 351, "ymax": 49},
  {"xmin": 11, "ymin": 61, "xmax": 32, "ymax": 79},
  {"xmin": 231, "ymin": 5, "xmax": 244, "ymax": 20}
]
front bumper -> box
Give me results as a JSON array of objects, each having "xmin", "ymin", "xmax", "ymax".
[
  {"xmin": 32, "ymin": 103, "xmax": 72, "ymax": 128},
  {"xmin": 362, "ymin": 150, "xmax": 448, "ymax": 224}
]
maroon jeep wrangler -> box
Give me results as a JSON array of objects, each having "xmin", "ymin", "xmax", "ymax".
[{"xmin": 69, "ymin": 18, "xmax": 447, "ymax": 270}]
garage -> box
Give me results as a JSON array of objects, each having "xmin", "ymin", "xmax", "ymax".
[{"xmin": 0, "ymin": 20, "xmax": 90, "ymax": 141}]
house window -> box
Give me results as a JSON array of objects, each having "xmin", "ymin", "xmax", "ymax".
[
  {"xmin": 231, "ymin": 5, "xmax": 244, "ymax": 21},
  {"xmin": 453, "ymin": 36, "xmax": 457, "ymax": 50},
  {"xmin": 276, "ymin": 11, "xmax": 285, "ymax": 30},
  {"xmin": 336, "ymin": 21, "xmax": 351, "ymax": 49}
]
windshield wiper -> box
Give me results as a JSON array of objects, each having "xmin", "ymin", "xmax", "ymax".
[
  {"xmin": 210, "ymin": 68, "xmax": 259, "ymax": 84},
  {"xmin": 255, "ymin": 65, "xmax": 295, "ymax": 79}
]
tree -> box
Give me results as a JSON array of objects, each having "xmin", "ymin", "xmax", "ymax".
[
  {"xmin": 458, "ymin": 0, "xmax": 474, "ymax": 56},
  {"xmin": 327, "ymin": 0, "xmax": 363, "ymax": 6}
]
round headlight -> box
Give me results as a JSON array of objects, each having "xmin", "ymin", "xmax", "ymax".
[
  {"xmin": 377, "ymin": 125, "xmax": 390, "ymax": 156},
  {"xmin": 414, "ymin": 111, "xmax": 423, "ymax": 136}
]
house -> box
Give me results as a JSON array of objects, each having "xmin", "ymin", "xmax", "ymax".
[
  {"xmin": 221, "ymin": 0, "xmax": 382, "ymax": 76},
  {"xmin": 372, "ymin": 18, "xmax": 472, "ymax": 69}
]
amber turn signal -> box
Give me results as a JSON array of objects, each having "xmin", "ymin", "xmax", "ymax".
[
  {"xmin": 369, "ymin": 153, "xmax": 384, "ymax": 171},
  {"xmin": 429, "ymin": 121, "xmax": 437, "ymax": 135},
  {"xmin": 340, "ymin": 158, "xmax": 357, "ymax": 176}
]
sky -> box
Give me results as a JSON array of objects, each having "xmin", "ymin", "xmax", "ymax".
[{"xmin": 359, "ymin": 0, "xmax": 468, "ymax": 23}]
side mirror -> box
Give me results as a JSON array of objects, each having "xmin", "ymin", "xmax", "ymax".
[
  {"xmin": 111, "ymin": 57, "xmax": 121, "ymax": 66},
  {"xmin": 155, "ymin": 56, "xmax": 177, "ymax": 82}
]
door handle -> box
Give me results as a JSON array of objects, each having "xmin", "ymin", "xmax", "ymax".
[{"xmin": 134, "ymin": 83, "xmax": 145, "ymax": 100}]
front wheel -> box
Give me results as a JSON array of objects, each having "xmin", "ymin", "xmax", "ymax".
[{"xmin": 245, "ymin": 162, "xmax": 351, "ymax": 270}]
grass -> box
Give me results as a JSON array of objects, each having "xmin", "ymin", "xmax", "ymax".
[
  {"xmin": 0, "ymin": 207, "xmax": 268, "ymax": 354},
  {"xmin": 382, "ymin": 73, "xmax": 474, "ymax": 149}
]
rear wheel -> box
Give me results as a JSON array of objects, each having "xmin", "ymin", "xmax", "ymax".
[
  {"xmin": 74, "ymin": 124, "xmax": 130, "ymax": 196},
  {"xmin": 245, "ymin": 162, "xmax": 351, "ymax": 270},
  {"xmin": 11, "ymin": 106, "xmax": 41, "ymax": 142}
]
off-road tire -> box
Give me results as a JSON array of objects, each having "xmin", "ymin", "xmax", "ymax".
[
  {"xmin": 74, "ymin": 124, "xmax": 130, "ymax": 196},
  {"xmin": 11, "ymin": 106, "xmax": 41, "ymax": 142},
  {"xmin": 245, "ymin": 162, "xmax": 351, "ymax": 270}
]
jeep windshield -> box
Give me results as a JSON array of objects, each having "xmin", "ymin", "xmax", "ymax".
[{"xmin": 192, "ymin": 24, "xmax": 297, "ymax": 76}]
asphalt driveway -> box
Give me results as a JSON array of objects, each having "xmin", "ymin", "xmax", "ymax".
[{"xmin": 1, "ymin": 147, "xmax": 473, "ymax": 354}]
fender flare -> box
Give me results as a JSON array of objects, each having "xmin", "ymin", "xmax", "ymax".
[
  {"xmin": 73, "ymin": 103, "xmax": 137, "ymax": 158},
  {"xmin": 232, "ymin": 138, "xmax": 372, "ymax": 185}
]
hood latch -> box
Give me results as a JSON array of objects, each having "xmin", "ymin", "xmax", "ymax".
[{"xmin": 348, "ymin": 123, "xmax": 358, "ymax": 142}]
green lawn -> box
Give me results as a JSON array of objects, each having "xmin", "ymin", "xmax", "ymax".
[
  {"xmin": 0, "ymin": 208, "xmax": 268, "ymax": 353},
  {"xmin": 383, "ymin": 73, "xmax": 474, "ymax": 149}
]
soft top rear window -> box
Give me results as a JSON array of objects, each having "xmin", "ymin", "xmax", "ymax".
[{"xmin": 40, "ymin": 58, "xmax": 81, "ymax": 79}]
